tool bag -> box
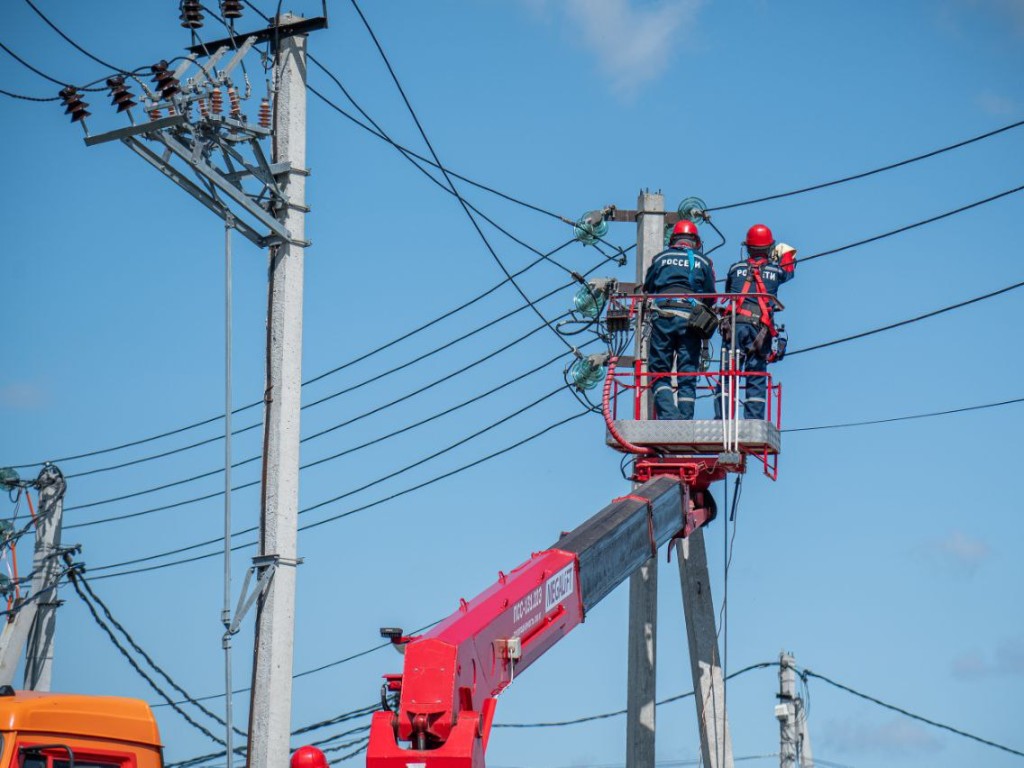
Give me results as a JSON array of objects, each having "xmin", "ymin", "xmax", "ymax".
[{"xmin": 686, "ymin": 302, "xmax": 719, "ymax": 339}]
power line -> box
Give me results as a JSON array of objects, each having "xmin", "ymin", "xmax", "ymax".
[
  {"xmin": 302, "ymin": 241, "xmax": 577, "ymax": 389},
  {"xmin": 68, "ymin": 345, "xmax": 576, "ymax": 523},
  {"xmin": 0, "ymin": 87, "xmax": 60, "ymax": 101},
  {"xmin": 241, "ymin": 0, "xmax": 566, "ymax": 224},
  {"xmin": 61, "ymin": 265, "xmax": 582, "ymax": 486},
  {"xmin": 153, "ymin": 617, "xmax": 444, "ymax": 709},
  {"xmin": 21, "ymin": 0, "xmax": 128, "ymax": 74},
  {"xmin": 67, "ymin": 566, "xmax": 226, "ymax": 745},
  {"xmin": 65, "ymin": 308, "xmax": 579, "ymax": 519},
  {"xmin": 87, "ymin": 408, "xmax": 589, "ymax": 581},
  {"xmin": 11, "ymin": 240, "xmax": 578, "ymax": 471},
  {"xmin": 306, "ymin": 69, "xmax": 578, "ymax": 275},
  {"xmin": 494, "ymin": 662, "xmax": 777, "ymax": 728},
  {"xmin": 783, "ymin": 395, "xmax": 1024, "ymax": 433},
  {"xmin": 708, "ymin": 119, "xmax": 1024, "ymax": 211},
  {"xmin": 802, "ymin": 668, "xmax": 1024, "ymax": 758},
  {"xmin": 788, "ymin": 277, "xmax": 1024, "ymax": 355},
  {"xmin": 0, "ymin": 39, "xmax": 82, "ymax": 88},
  {"xmin": 86, "ymin": 384, "xmax": 573, "ymax": 572},
  {"xmin": 40, "ymin": 179, "xmax": 1020, "ymax": 478},
  {"xmin": 67, "ymin": 275, "xmax": 1024, "ymax": 556},
  {"xmin": 799, "ymin": 183, "xmax": 1024, "ymax": 265},
  {"xmin": 305, "ymin": 74, "xmax": 569, "ymax": 229},
  {"xmin": 71, "ymin": 271, "xmax": 1024, "ymax": 556},
  {"xmin": 74, "ymin": 571, "xmax": 245, "ymax": 736},
  {"xmin": 346, "ymin": 0, "xmax": 575, "ymax": 352}
]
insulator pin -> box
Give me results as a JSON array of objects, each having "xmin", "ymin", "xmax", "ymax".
[
  {"xmin": 179, "ymin": 0, "xmax": 204, "ymax": 28},
  {"xmin": 151, "ymin": 60, "xmax": 181, "ymax": 101},
  {"xmin": 106, "ymin": 75, "xmax": 137, "ymax": 113},
  {"xmin": 58, "ymin": 86, "xmax": 90, "ymax": 123},
  {"xmin": 220, "ymin": 0, "xmax": 243, "ymax": 19},
  {"xmin": 574, "ymin": 210, "xmax": 609, "ymax": 245},
  {"xmin": 227, "ymin": 86, "xmax": 241, "ymax": 119}
]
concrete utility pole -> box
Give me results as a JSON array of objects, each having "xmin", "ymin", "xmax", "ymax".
[
  {"xmin": 776, "ymin": 651, "xmax": 813, "ymax": 768},
  {"xmin": 625, "ymin": 190, "xmax": 664, "ymax": 768},
  {"xmin": 22, "ymin": 465, "xmax": 67, "ymax": 691},
  {"xmin": 247, "ymin": 17, "xmax": 308, "ymax": 768},
  {"xmin": 676, "ymin": 529, "xmax": 733, "ymax": 768},
  {"xmin": 0, "ymin": 465, "xmax": 66, "ymax": 690}
]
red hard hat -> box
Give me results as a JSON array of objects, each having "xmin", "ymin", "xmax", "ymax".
[
  {"xmin": 291, "ymin": 746, "xmax": 328, "ymax": 768},
  {"xmin": 670, "ymin": 219, "xmax": 701, "ymax": 246},
  {"xmin": 744, "ymin": 224, "xmax": 774, "ymax": 250}
]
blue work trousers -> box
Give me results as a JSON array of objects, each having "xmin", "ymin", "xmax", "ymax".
[
  {"xmin": 648, "ymin": 313, "xmax": 701, "ymax": 420},
  {"xmin": 714, "ymin": 322, "xmax": 768, "ymax": 420}
]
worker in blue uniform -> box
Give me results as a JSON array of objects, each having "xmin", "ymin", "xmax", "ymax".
[
  {"xmin": 715, "ymin": 224, "xmax": 796, "ymax": 420},
  {"xmin": 642, "ymin": 220, "xmax": 717, "ymax": 420}
]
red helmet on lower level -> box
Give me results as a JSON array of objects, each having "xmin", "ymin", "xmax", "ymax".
[
  {"xmin": 744, "ymin": 224, "xmax": 774, "ymax": 250},
  {"xmin": 670, "ymin": 219, "xmax": 701, "ymax": 247},
  {"xmin": 291, "ymin": 746, "xmax": 328, "ymax": 768}
]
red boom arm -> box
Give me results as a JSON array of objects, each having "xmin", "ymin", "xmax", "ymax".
[{"xmin": 365, "ymin": 476, "xmax": 714, "ymax": 768}]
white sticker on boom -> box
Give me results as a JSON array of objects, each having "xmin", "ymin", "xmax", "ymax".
[{"xmin": 544, "ymin": 563, "xmax": 576, "ymax": 612}]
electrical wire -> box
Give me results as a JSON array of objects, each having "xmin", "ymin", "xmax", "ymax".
[
  {"xmin": 493, "ymin": 661, "xmax": 777, "ymax": 727},
  {"xmin": 783, "ymin": 394, "xmax": 1024, "ymax": 433},
  {"xmin": 83, "ymin": 377, "xmax": 572, "ymax": 564},
  {"xmin": 346, "ymin": 0, "xmax": 575, "ymax": 352},
  {"xmin": 276, "ymin": 33, "xmax": 563, "ymax": 222},
  {"xmin": 87, "ymin": 409, "xmax": 590, "ymax": 581},
  {"xmin": 11, "ymin": 241, "xmax": 579, "ymax": 471},
  {"xmin": 802, "ymin": 669, "xmax": 1024, "ymax": 758},
  {"xmin": 787, "ymin": 278, "xmax": 1024, "ymax": 356},
  {"xmin": 305, "ymin": 71, "xmax": 578, "ymax": 275},
  {"xmin": 708, "ymin": 119, "xmax": 1024, "ymax": 211},
  {"xmin": 65, "ymin": 307, "xmax": 577, "ymax": 519},
  {"xmin": 0, "ymin": 87, "xmax": 60, "ymax": 101},
  {"xmin": 64, "ymin": 273, "xmax": 1024, "ymax": 526},
  {"xmin": 0, "ymin": 39, "xmax": 100, "ymax": 89},
  {"xmin": 60, "ymin": 268, "xmax": 582, "ymax": 486},
  {"xmin": 153, "ymin": 617, "xmax": 444, "ymax": 708},
  {"xmin": 74, "ymin": 571, "xmax": 246, "ymax": 736},
  {"xmin": 320, "ymin": 738, "xmax": 369, "ymax": 761},
  {"xmin": 712, "ymin": 182, "xmax": 1024, "ymax": 287},
  {"xmin": 798, "ymin": 183, "xmax": 1024, "ymax": 265},
  {"xmin": 67, "ymin": 566, "xmax": 227, "ymax": 745},
  {"xmin": 21, "ymin": 0, "xmax": 129, "ymax": 74}
]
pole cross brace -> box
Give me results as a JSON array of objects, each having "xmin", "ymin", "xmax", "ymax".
[{"xmin": 84, "ymin": 38, "xmax": 305, "ymax": 249}]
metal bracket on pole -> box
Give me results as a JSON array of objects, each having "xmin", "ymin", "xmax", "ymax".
[
  {"xmin": 84, "ymin": 36, "xmax": 305, "ymax": 248},
  {"xmin": 227, "ymin": 555, "xmax": 287, "ymax": 637}
]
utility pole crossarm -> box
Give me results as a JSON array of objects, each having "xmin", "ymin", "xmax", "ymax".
[{"xmin": 83, "ymin": 26, "xmax": 313, "ymax": 249}]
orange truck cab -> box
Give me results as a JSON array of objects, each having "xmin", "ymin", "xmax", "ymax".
[{"xmin": 0, "ymin": 689, "xmax": 162, "ymax": 768}]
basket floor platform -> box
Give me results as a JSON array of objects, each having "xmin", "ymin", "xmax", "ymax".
[{"xmin": 607, "ymin": 419, "xmax": 781, "ymax": 455}]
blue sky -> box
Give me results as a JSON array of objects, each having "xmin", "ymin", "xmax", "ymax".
[{"xmin": 2, "ymin": 1, "xmax": 1023, "ymax": 767}]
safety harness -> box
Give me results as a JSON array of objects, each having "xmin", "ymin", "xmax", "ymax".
[
  {"xmin": 731, "ymin": 257, "xmax": 777, "ymax": 337},
  {"xmin": 722, "ymin": 256, "xmax": 791, "ymax": 362}
]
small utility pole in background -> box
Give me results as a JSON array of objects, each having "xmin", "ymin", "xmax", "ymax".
[
  {"xmin": 625, "ymin": 190, "xmax": 664, "ymax": 768},
  {"xmin": 776, "ymin": 651, "xmax": 813, "ymax": 768},
  {"xmin": 22, "ymin": 464, "xmax": 67, "ymax": 691},
  {"xmin": 247, "ymin": 15, "xmax": 309, "ymax": 768},
  {"xmin": 0, "ymin": 464, "xmax": 67, "ymax": 690}
]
